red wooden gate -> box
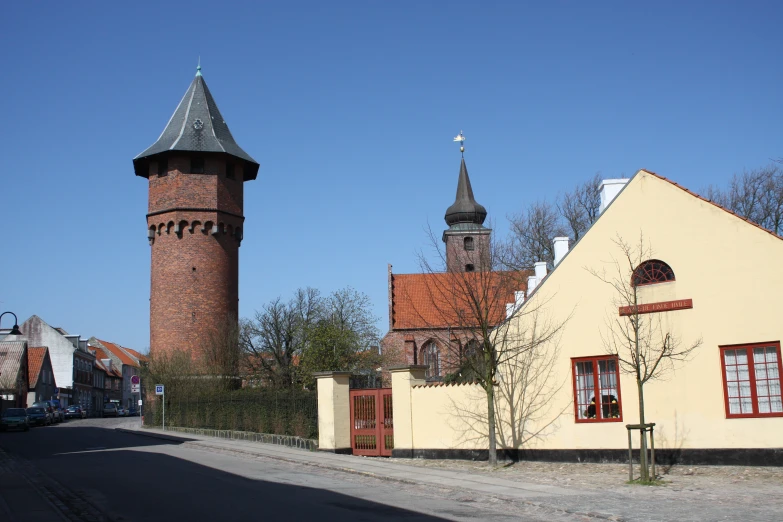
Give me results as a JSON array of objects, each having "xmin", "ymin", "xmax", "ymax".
[{"xmin": 349, "ymin": 389, "xmax": 393, "ymax": 456}]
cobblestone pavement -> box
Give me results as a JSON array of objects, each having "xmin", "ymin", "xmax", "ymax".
[
  {"xmin": 394, "ymin": 458, "xmax": 783, "ymax": 521},
  {"xmin": 0, "ymin": 445, "xmax": 108, "ymax": 521}
]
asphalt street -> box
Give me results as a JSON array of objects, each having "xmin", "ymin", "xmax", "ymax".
[{"xmin": 0, "ymin": 418, "xmax": 533, "ymax": 522}]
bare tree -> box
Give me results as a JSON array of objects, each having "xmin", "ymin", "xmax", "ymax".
[
  {"xmin": 705, "ymin": 164, "xmax": 783, "ymax": 235},
  {"xmin": 557, "ymin": 173, "xmax": 602, "ymax": 241},
  {"xmin": 587, "ymin": 234, "xmax": 702, "ymax": 482},
  {"xmin": 416, "ymin": 227, "xmax": 567, "ymax": 465},
  {"xmin": 504, "ymin": 173, "xmax": 603, "ymax": 271},
  {"xmin": 199, "ymin": 314, "xmax": 242, "ymax": 390},
  {"xmin": 505, "ymin": 200, "xmax": 566, "ymax": 269},
  {"xmin": 240, "ymin": 288, "xmax": 322, "ymax": 389}
]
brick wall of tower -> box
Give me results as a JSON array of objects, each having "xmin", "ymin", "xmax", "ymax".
[
  {"xmin": 445, "ymin": 231, "xmax": 491, "ymax": 272},
  {"xmin": 145, "ymin": 154, "xmax": 244, "ymax": 358}
]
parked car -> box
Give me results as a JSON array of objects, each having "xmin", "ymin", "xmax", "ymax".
[
  {"xmin": 54, "ymin": 407, "xmax": 67, "ymax": 422},
  {"xmin": 25, "ymin": 407, "xmax": 51, "ymax": 426},
  {"xmin": 32, "ymin": 401, "xmax": 61, "ymax": 423},
  {"xmin": 127, "ymin": 407, "xmax": 139, "ymax": 416},
  {"xmin": 117, "ymin": 407, "xmax": 127, "ymax": 417},
  {"xmin": 1, "ymin": 408, "xmax": 30, "ymax": 432},
  {"xmin": 103, "ymin": 403, "xmax": 118, "ymax": 417},
  {"xmin": 65, "ymin": 406, "xmax": 86, "ymax": 419}
]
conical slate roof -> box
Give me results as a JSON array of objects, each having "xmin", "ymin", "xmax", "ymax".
[
  {"xmin": 444, "ymin": 158, "xmax": 487, "ymax": 227},
  {"xmin": 133, "ymin": 67, "xmax": 259, "ymax": 180}
]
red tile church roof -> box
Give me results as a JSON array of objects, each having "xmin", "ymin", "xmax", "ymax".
[{"xmin": 390, "ymin": 271, "xmax": 527, "ymax": 330}]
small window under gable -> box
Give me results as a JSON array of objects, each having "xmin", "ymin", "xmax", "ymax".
[
  {"xmin": 464, "ymin": 237, "xmax": 474, "ymax": 251},
  {"xmin": 632, "ymin": 259, "xmax": 675, "ymax": 287}
]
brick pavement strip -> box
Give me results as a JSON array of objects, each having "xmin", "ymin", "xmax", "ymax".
[{"xmin": 0, "ymin": 446, "xmax": 108, "ymax": 522}]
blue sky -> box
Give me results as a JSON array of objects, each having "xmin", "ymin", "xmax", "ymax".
[{"xmin": 2, "ymin": 2, "xmax": 781, "ymax": 352}]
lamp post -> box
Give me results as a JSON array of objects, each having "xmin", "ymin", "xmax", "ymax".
[{"xmin": 0, "ymin": 311, "xmax": 23, "ymax": 336}]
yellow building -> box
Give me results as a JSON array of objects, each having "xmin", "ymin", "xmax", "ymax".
[
  {"xmin": 318, "ymin": 169, "xmax": 782, "ymax": 464},
  {"xmin": 494, "ymin": 169, "xmax": 783, "ymax": 463}
]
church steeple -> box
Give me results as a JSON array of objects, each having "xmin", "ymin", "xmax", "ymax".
[
  {"xmin": 442, "ymin": 133, "xmax": 491, "ymax": 273},
  {"xmin": 444, "ymin": 158, "xmax": 488, "ymax": 228}
]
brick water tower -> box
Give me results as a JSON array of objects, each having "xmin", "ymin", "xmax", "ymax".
[{"xmin": 132, "ymin": 65, "xmax": 258, "ymax": 357}]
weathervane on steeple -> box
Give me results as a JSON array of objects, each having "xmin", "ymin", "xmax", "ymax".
[{"xmin": 453, "ymin": 130, "xmax": 466, "ymax": 156}]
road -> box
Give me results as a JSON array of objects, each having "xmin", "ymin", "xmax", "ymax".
[{"xmin": 0, "ymin": 418, "xmax": 538, "ymax": 522}]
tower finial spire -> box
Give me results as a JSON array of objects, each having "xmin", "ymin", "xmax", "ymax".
[
  {"xmin": 196, "ymin": 56, "xmax": 202, "ymax": 76},
  {"xmin": 453, "ymin": 130, "xmax": 465, "ymax": 156}
]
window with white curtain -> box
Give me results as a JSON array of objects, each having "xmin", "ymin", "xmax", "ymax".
[{"xmin": 721, "ymin": 343, "xmax": 782, "ymax": 418}]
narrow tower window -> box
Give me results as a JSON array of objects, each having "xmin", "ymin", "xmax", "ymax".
[
  {"xmin": 464, "ymin": 237, "xmax": 474, "ymax": 251},
  {"xmin": 226, "ymin": 161, "xmax": 235, "ymax": 180},
  {"xmin": 157, "ymin": 158, "xmax": 168, "ymax": 176},
  {"xmin": 191, "ymin": 157, "xmax": 205, "ymax": 174},
  {"xmin": 465, "ymin": 264, "xmax": 475, "ymax": 272}
]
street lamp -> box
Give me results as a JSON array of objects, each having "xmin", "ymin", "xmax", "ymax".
[{"xmin": 0, "ymin": 311, "xmax": 22, "ymax": 336}]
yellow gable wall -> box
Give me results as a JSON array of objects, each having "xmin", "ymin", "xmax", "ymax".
[{"xmin": 507, "ymin": 170, "xmax": 783, "ymax": 450}]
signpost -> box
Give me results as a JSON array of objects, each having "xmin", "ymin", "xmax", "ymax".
[
  {"xmin": 155, "ymin": 385, "xmax": 165, "ymax": 430},
  {"xmin": 131, "ymin": 375, "xmax": 142, "ymax": 425}
]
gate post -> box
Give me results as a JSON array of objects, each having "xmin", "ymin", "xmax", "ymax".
[
  {"xmin": 389, "ymin": 365, "xmax": 428, "ymax": 458},
  {"xmin": 314, "ymin": 371, "xmax": 353, "ymax": 454}
]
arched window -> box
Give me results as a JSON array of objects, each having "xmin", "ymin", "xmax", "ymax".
[
  {"xmin": 421, "ymin": 341, "xmax": 440, "ymax": 378},
  {"xmin": 632, "ymin": 259, "xmax": 675, "ymax": 287},
  {"xmin": 464, "ymin": 237, "xmax": 474, "ymax": 251}
]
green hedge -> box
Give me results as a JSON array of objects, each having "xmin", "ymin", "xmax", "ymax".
[{"xmin": 143, "ymin": 389, "xmax": 317, "ymax": 440}]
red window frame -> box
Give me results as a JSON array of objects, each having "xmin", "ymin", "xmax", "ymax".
[
  {"xmin": 631, "ymin": 259, "xmax": 675, "ymax": 287},
  {"xmin": 571, "ymin": 355, "xmax": 623, "ymax": 423},
  {"xmin": 720, "ymin": 341, "xmax": 783, "ymax": 419}
]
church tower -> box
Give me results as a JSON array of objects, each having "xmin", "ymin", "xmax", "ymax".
[
  {"xmin": 443, "ymin": 156, "xmax": 491, "ymax": 272},
  {"xmin": 132, "ymin": 66, "xmax": 259, "ymax": 357}
]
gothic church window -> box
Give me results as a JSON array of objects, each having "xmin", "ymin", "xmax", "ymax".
[{"xmin": 421, "ymin": 341, "xmax": 440, "ymax": 378}]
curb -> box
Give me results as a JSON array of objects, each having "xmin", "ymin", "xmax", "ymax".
[{"xmin": 115, "ymin": 428, "xmax": 195, "ymax": 443}]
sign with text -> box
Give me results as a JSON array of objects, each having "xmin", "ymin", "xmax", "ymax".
[
  {"xmin": 619, "ymin": 298, "xmax": 693, "ymax": 316},
  {"xmin": 131, "ymin": 384, "xmax": 140, "ymax": 393},
  {"xmin": 155, "ymin": 384, "xmax": 165, "ymax": 395}
]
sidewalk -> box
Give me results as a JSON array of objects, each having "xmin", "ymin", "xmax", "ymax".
[{"xmin": 116, "ymin": 426, "xmax": 580, "ymax": 502}]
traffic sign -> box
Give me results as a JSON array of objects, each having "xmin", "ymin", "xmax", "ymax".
[
  {"xmin": 138, "ymin": 399, "xmax": 143, "ymax": 406},
  {"xmin": 155, "ymin": 384, "xmax": 164, "ymax": 395},
  {"xmin": 131, "ymin": 383, "xmax": 140, "ymax": 393},
  {"xmin": 131, "ymin": 375, "xmax": 140, "ymax": 385}
]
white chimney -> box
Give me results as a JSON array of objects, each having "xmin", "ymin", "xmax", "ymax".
[
  {"xmin": 599, "ymin": 179, "xmax": 629, "ymax": 214},
  {"xmin": 527, "ymin": 275, "xmax": 538, "ymax": 294},
  {"xmin": 506, "ymin": 303, "xmax": 515, "ymax": 319},
  {"xmin": 514, "ymin": 291, "xmax": 525, "ymax": 308},
  {"xmin": 534, "ymin": 261, "xmax": 547, "ymax": 281},
  {"xmin": 553, "ymin": 237, "xmax": 570, "ymax": 266}
]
